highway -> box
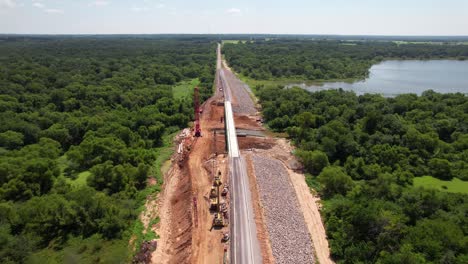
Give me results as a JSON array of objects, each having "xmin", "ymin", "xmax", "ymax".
[{"xmin": 218, "ymin": 43, "xmax": 262, "ymax": 264}]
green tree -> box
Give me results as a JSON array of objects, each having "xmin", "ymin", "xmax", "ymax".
[
  {"xmin": 317, "ymin": 166, "xmax": 354, "ymax": 197},
  {"xmin": 428, "ymin": 158, "xmax": 452, "ymax": 180},
  {"xmin": 296, "ymin": 150, "xmax": 329, "ymax": 175},
  {"xmin": 0, "ymin": 131, "xmax": 24, "ymax": 150}
]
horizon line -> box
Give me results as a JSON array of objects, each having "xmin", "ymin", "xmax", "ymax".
[{"xmin": 1, "ymin": 33, "xmax": 468, "ymax": 38}]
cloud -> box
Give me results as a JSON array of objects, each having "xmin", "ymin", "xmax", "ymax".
[
  {"xmin": 226, "ymin": 8, "xmax": 241, "ymax": 15},
  {"xmin": 0, "ymin": 0, "xmax": 16, "ymax": 8},
  {"xmin": 89, "ymin": 0, "xmax": 109, "ymax": 7},
  {"xmin": 33, "ymin": 2, "xmax": 44, "ymax": 8},
  {"xmin": 131, "ymin": 7, "xmax": 149, "ymax": 12},
  {"xmin": 45, "ymin": 8, "xmax": 64, "ymax": 14},
  {"xmin": 156, "ymin": 3, "xmax": 165, "ymax": 8}
]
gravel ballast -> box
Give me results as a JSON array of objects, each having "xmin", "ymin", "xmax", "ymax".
[
  {"xmin": 224, "ymin": 69, "xmax": 257, "ymax": 115},
  {"xmin": 252, "ymin": 155, "xmax": 315, "ymax": 264}
]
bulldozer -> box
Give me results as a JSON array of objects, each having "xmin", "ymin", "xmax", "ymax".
[
  {"xmin": 210, "ymin": 197, "xmax": 218, "ymax": 210},
  {"xmin": 210, "ymin": 186, "xmax": 218, "ymax": 198},
  {"xmin": 214, "ymin": 175, "xmax": 222, "ymax": 187},
  {"xmin": 213, "ymin": 212, "xmax": 225, "ymax": 227}
]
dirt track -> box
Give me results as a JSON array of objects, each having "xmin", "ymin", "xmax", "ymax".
[{"xmin": 189, "ymin": 94, "xmax": 227, "ymax": 264}]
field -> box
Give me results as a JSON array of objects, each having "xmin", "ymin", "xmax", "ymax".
[
  {"xmin": 172, "ymin": 78, "xmax": 200, "ymax": 100},
  {"xmin": 413, "ymin": 176, "xmax": 468, "ymax": 194},
  {"xmin": 222, "ymin": 40, "xmax": 247, "ymax": 44}
]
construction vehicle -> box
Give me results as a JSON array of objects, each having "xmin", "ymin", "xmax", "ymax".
[
  {"xmin": 213, "ymin": 212, "xmax": 225, "ymax": 227},
  {"xmin": 211, "ymin": 170, "xmax": 228, "ymax": 228},
  {"xmin": 214, "ymin": 171, "xmax": 222, "ymax": 186},
  {"xmin": 222, "ymin": 233, "xmax": 230, "ymax": 242},
  {"xmin": 194, "ymin": 87, "xmax": 201, "ymax": 137},
  {"xmin": 221, "ymin": 186, "xmax": 228, "ymax": 196},
  {"xmin": 210, "ymin": 186, "xmax": 218, "ymax": 198},
  {"xmin": 210, "ymin": 197, "xmax": 218, "ymax": 210}
]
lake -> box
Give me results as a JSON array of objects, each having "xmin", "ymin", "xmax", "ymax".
[{"xmin": 287, "ymin": 60, "xmax": 468, "ymax": 96}]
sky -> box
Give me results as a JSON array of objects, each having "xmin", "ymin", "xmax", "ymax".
[{"xmin": 1, "ymin": 0, "xmax": 468, "ymax": 35}]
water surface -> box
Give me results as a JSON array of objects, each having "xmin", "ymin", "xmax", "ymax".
[{"xmin": 287, "ymin": 60, "xmax": 468, "ymax": 96}]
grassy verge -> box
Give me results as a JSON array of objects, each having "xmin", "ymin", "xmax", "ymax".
[
  {"xmin": 413, "ymin": 176, "xmax": 468, "ymax": 194},
  {"xmin": 130, "ymin": 131, "xmax": 177, "ymax": 255},
  {"xmin": 304, "ymin": 173, "xmax": 321, "ymax": 195},
  {"xmin": 172, "ymin": 78, "xmax": 200, "ymax": 100}
]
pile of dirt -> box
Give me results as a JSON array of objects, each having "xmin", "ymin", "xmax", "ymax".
[
  {"xmin": 238, "ymin": 137, "xmax": 275, "ymax": 150},
  {"xmin": 152, "ymin": 162, "xmax": 193, "ymax": 264}
]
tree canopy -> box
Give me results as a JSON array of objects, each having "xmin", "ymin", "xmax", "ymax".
[
  {"xmin": 0, "ymin": 36, "xmax": 216, "ymax": 262},
  {"xmin": 223, "ymin": 39, "xmax": 468, "ymax": 80},
  {"xmin": 256, "ymin": 86, "xmax": 468, "ymax": 263}
]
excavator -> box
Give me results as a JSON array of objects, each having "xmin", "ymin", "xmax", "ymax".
[{"xmin": 212, "ymin": 171, "xmax": 226, "ymax": 227}]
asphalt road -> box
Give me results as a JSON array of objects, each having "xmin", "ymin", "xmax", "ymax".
[{"xmin": 218, "ymin": 43, "xmax": 262, "ymax": 264}]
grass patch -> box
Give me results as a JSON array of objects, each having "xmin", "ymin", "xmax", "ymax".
[
  {"xmin": 172, "ymin": 78, "xmax": 199, "ymax": 100},
  {"xmin": 222, "ymin": 40, "xmax": 246, "ymax": 45},
  {"xmin": 413, "ymin": 176, "xmax": 468, "ymax": 194},
  {"xmin": 150, "ymin": 132, "xmax": 177, "ymax": 184},
  {"xmin": 62, "ymin": 171, "xmax": 91, "ymax": 188},
  {"xmin": 304, "ymin": 173, "xmax": 321, "ymax": 195},
  {"xmin": 73, "ymin": 171, "xmax": 91, "ymax": 187},
  {"xmin": 131, "ymin": 216, "xmax": 160, "ymax": 254}
]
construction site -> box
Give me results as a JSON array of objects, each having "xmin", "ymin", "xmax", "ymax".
[{"xmin": 146, "ymin": 44, "xmax": 333, "ymax": 264}]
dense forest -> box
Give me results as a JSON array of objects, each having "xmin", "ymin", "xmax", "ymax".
[
  {"xmin": 255, "ymin": 86, "xmax": 468, "ymax": 263},
  {"xmin": 223, "ymin": 39, "xmax": 468, "ymax": 80},
  {"xmin": 0, "ymin": 36, "xmax": 215, "ymax": 263}
]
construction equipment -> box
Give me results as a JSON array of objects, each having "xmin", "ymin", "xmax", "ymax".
[
  {"xmin": 177, "ymin": 129, "xmax": 194, "ymax": 167},
  {"xmin": 213, "ymin": 212, "xmax": 225, "ymax": 227},
  {"xmin": 210, "ymin": 186, "xmax": 218, "ymax": 198},
  {"xmin": 194, "ymin": 87, "xmax": 201, "ymax": 137},
  {"xmin": 221, "ymin": 186, "xmax": 228, "ymax": 196},
  {"xmin": 210, "ymin": 197, "xmax": 218, "ymax": 210},
  {"xmin": 214, "ymin": 171, "xmax": 222, "ymax": 186},
  {"xmin": 211, "ymin": 170, "xmax": 228, "ymax": 228},
  {"xmin": 222, "ymin": 233, "xmax": 230, "ymax": 242}
]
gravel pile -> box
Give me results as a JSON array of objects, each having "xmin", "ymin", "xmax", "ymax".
[
  {"xmin": 224, "ymin": 70, "xmax": 257, "ymax": 115},
  {"xmin": 252, "ymin": 155, "xmax": 315, "ymax": 264}
]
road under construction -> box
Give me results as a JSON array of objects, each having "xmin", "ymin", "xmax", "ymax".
[
  {"xmin": 218, "ymin": 43, "xmax": 263, "ymax": 264},
  {"xmin": 151, "ymin": 43, "xmax": 331, "ymax": 264}
]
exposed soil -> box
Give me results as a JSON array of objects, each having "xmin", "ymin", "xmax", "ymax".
[
  {"xmin": 152, "ymin": 89, "xmax": 229, "ymax": 264},
  {"xmin": 152, "ymin": 158, "xmax": 193, "ymax": 264},
  {"xmin": 149, "ymin": 52, "xmax": 333, "ymax": 264},
  {"xmin": 189, "ymin": 94, "xmax": 227, "ymax": 264}
]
